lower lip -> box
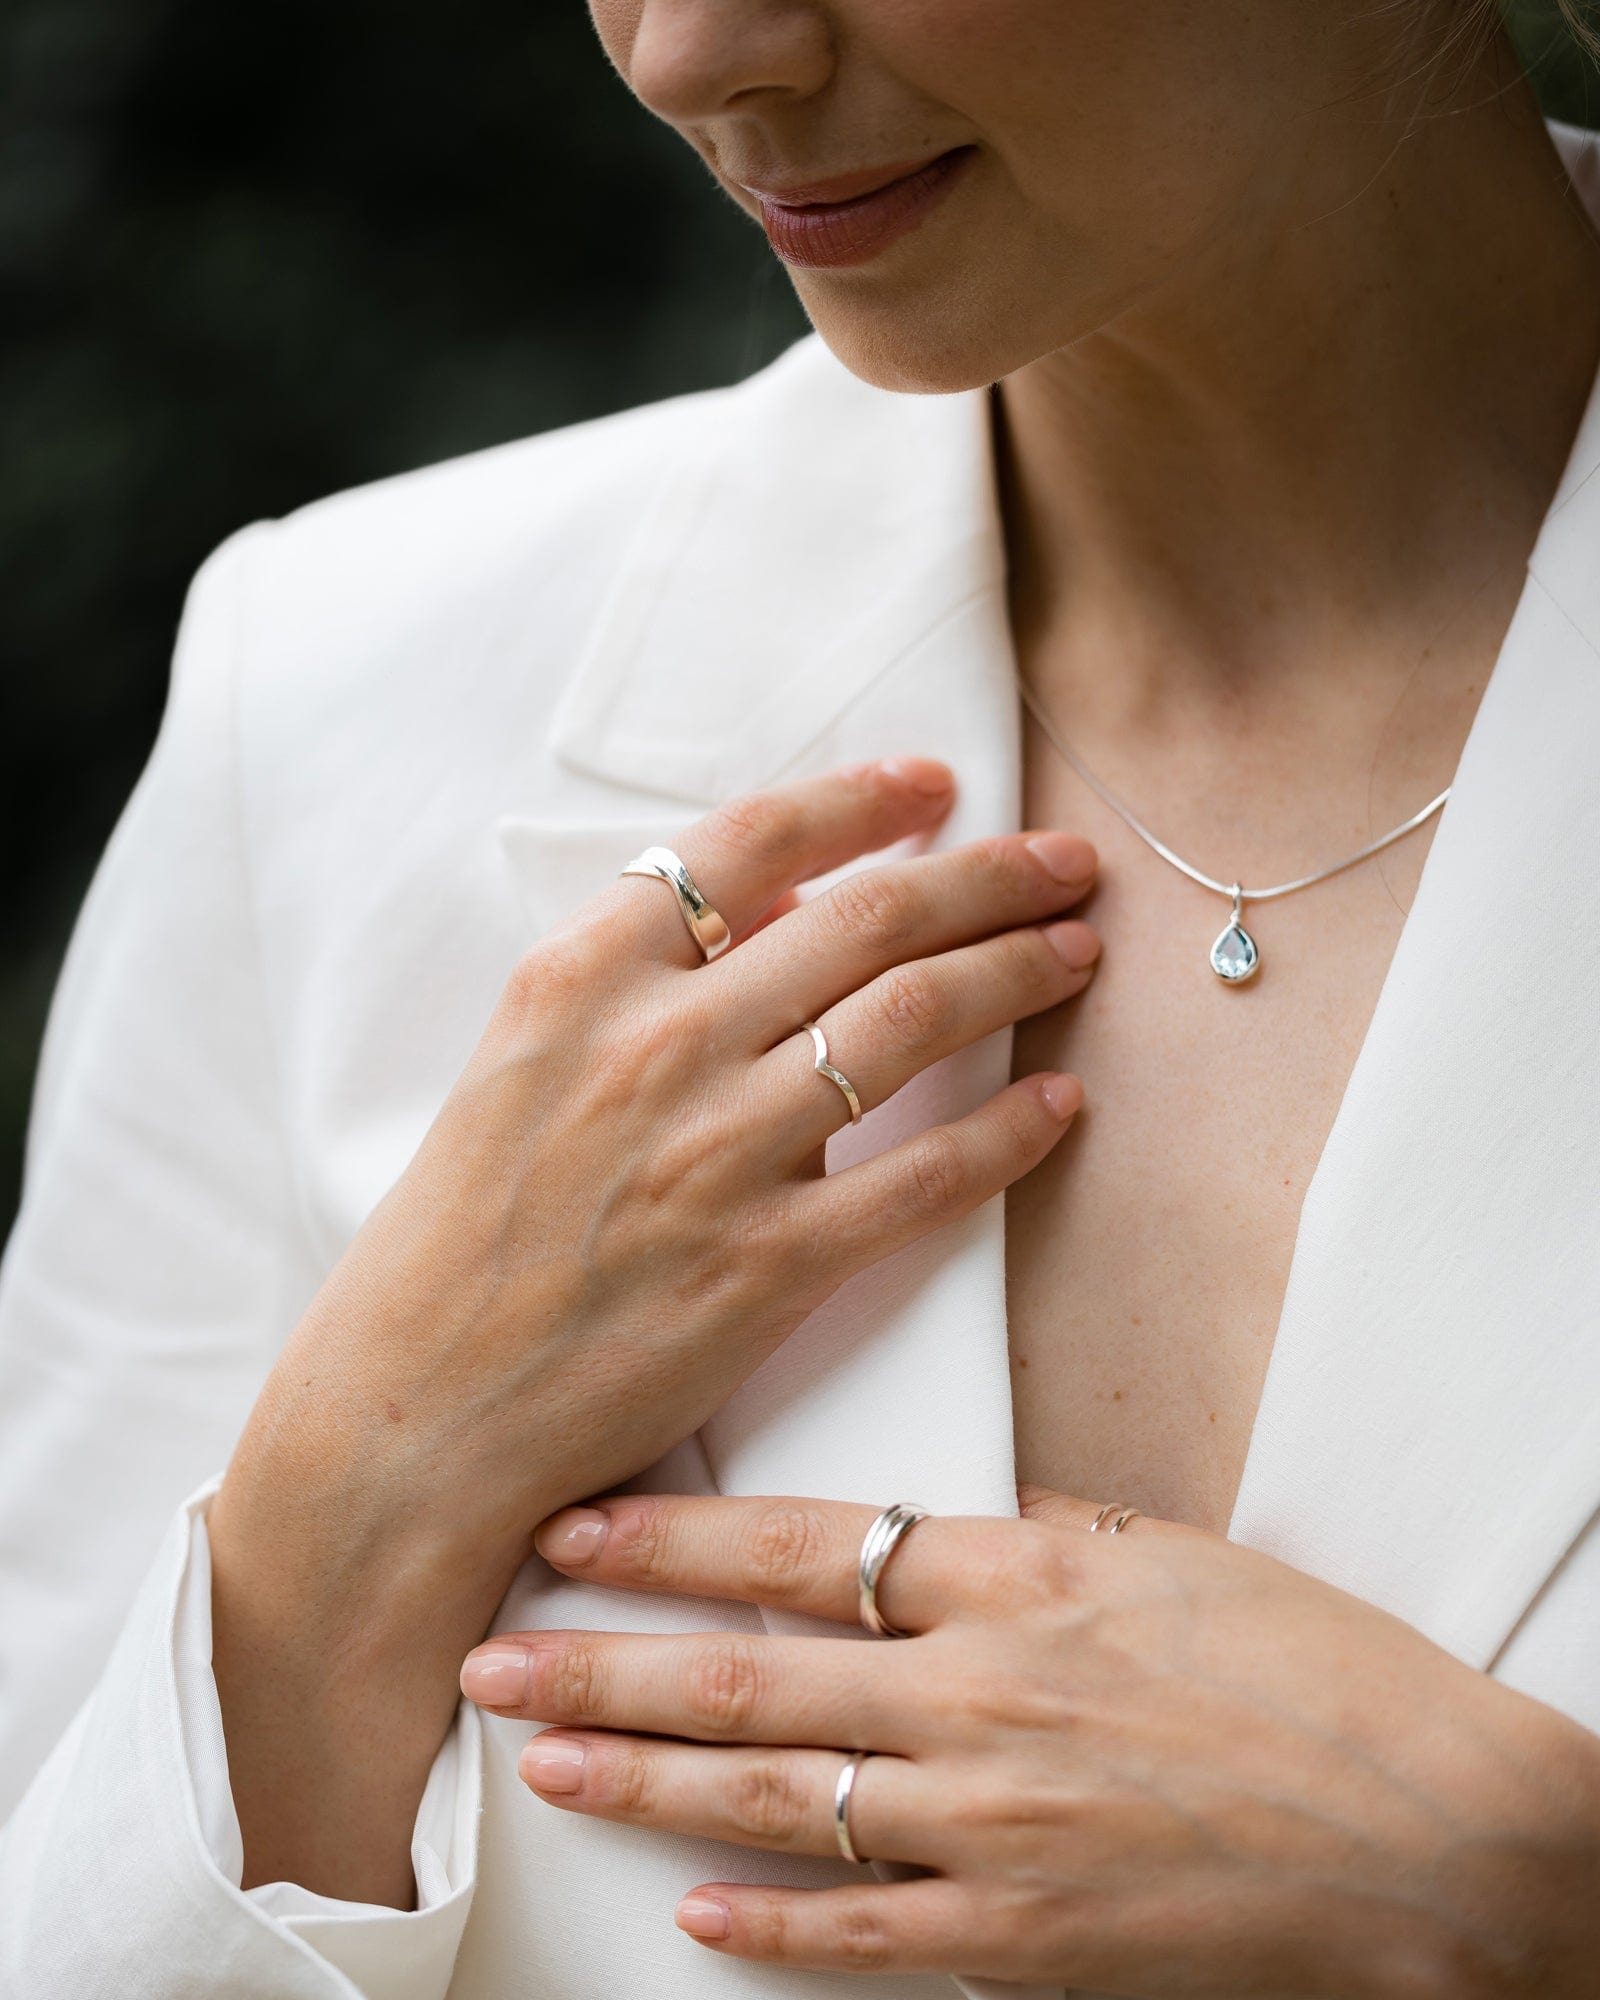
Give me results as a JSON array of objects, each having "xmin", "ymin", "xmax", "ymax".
[{"xmin": 756, "ymin": 148, "xmax": 975, "ymax": 269}]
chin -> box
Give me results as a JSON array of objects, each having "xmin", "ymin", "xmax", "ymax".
[
  {"xmin": 794, "ymin": 264, "xmax": 1107, "ymax": 396},
  {"xmin": 799, "ymin": 299, "xmax": 1031, "ymax": 396}
]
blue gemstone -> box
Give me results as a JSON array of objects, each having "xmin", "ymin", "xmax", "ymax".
[{"xmin": 1210, "ymin": 921, "xmax": 1260, "ymax": 982}]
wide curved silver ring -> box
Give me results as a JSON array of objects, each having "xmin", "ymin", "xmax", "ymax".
[
  {"xmin": 1089, "ymin": 1502, "xmax": 1141, "ymax": 1534},
  {"xmin": 803, "ymin": 1020, "xmax": 863, "ymax": 1126},
  {"xmin": 832, "ymin": 1749, "xmax": 872, "ymax": 1865},
  {"xmin": 618, "ymin": 845, "xmax": 731, "ymax": 962},
  {"xmin": 857, "ymin": 1501, "xmax": 930, "ymax": 1639}
]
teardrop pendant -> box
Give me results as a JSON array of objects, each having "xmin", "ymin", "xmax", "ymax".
[{"xmin": 1209, "ymin": 884, "xmax": 1260, "ymax": 984}]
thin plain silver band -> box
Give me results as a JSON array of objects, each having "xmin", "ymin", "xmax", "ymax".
[
  {"xmin": 857, "ymin": 1501, "xmax": 930, "ymax": 1638},
  {"xmin": 618, "ymin": 845, "xmax": 732, "ymax": 962},
  {"xmin": 1089, "ymin": 1503, "xmax": 1141, "ymax": 1535},
  {"xmin": 833, "ymin": 1750, "xmax": 871, "ymax": 1864},
  {"xmin": 803, "ymin": 1019, "xmax": 864, "ymax": 1125}
]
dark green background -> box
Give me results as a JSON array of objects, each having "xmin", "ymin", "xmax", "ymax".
[{"xmin": 1, "ymin": 2, "xmax": 1594, "ymax": 1226}]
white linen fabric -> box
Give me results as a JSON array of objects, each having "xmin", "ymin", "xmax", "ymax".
[{"xmin": 2, "ymin": 118, "xmax": 1598, "ymax": 2000}]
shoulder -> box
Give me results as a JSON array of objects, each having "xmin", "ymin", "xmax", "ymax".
[
  {"xmin": 224, "ymin": 331, "xmax": 892, "ymax": 664},
  {"xmin": 194, "ymin": 330, "xmax": 951, "ymax": 807}
]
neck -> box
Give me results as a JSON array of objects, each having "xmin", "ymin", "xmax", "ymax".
[{"xmin": 997, "ymin": 50, "xmax": 1600, "ymax": 747}]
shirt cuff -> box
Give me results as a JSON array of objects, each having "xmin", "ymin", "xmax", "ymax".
[{"xmin": 174, "ymin": 1479, "xmax": 482, "ymax": 1998}]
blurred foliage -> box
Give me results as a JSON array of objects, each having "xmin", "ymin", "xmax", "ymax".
[
  {"xmin": 0, "ymin": 1, "xmax": 805, "ymax": 1226},
  {"xmin": 0, "ymin": 2, "xmax": 1595, "ymax": 1227}
]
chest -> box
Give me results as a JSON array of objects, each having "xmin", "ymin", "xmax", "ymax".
[{"xmin": 1005, "ymin": 755, "xmax": 1439, "ymax": 1535}]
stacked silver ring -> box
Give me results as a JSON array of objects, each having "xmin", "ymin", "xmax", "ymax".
[{"xmin": 857, "ymin": 1500, "xmax": 929, "ymax": 1639}]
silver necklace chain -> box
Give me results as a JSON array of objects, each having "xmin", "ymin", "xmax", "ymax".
[{"xmin": 1013, "ymin": 669, "xmax": 1452, "ymax": 983}]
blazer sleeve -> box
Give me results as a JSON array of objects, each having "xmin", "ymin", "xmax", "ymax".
[{"xmin": 0, "ymin": 527, "xmax": 480, "ymax": 1996}]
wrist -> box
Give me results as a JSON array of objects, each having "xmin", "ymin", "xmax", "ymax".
[{"xmin": 1416, "ymin": 1692, "xmax": 1600, "ymax": 2000}]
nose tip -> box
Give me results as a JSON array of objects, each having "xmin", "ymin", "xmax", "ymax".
[{"xmin": 625, "ymin": 0, "xmax": 833, "ymax": 123}]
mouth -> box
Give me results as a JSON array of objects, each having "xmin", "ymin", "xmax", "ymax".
[{"xmin": 739, "ymin": 146, "xmax": 977, "ymax": 270}]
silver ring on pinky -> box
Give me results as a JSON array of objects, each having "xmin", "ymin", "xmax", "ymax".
[
  {"xmin": 833, "ymin": 1750, "xmax": 873, "ymax": 1865},
  {"xmin": 857, "ymin": 1501, "xmax": 930, "ymax": 1638},
  {"xmin": 1089, "ymin": 1503, "xmax": 1141, "ymax": 1534},
  {"xmin": 803, "ymin": 1019, "xmax": 863, "ymax": 1126},
  {"xmin": 618, "ymin": 845, "xmax": 732, "ymax": 962}
]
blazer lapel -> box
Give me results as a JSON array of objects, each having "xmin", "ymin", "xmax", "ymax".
[
  {"xmin": 501, "ymin": 343, "xmax": 1027, "ymax": 1533},
  {"xmin": 496, "ymin": 355, "xmax": 1038, "ymax": 1998},
  {"xmin": 544, "ymin": 339, "xmax": 1010, "ymax": 807},
  {"xmin": 1229, "ymin": 353, "xmax": 1600, "ymax": 1672}
]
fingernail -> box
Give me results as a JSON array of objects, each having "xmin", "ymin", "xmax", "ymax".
[
  {"xmin": 459, "ymin": 1646, "xmax": 530, "ymax": 1706},
  {"xmin": 881, "ymin": 755, "xmax": 954, "ymax": 796},
  {"xmin": 534, "ymin": 1506, "xmax": 610, "ymax": 1567},
  {"xmin": 520, "ymin": 1734, "xmax": 587, "ymax": 1794},
  {"xmin": 675, "ymin": 1894, "xmax": 732, "ymax": 1940},
  {"xmin": 1041, "ymin": 1073, "xmax": 1084, "ymax": 1120},
  {"xmin": 1044, "ymin": 920, "xmax": 1100, "ymax": 970},
  {"xmin": 1025, "ymin": 831, "xmax": 1095, "ymax": 884}
]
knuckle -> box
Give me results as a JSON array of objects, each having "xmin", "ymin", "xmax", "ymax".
[
  {"xmin": 500, "ymin": 934, "xmax": 594, "ymax": 1022},
  {"xmin": 741, "ymin": 1502, "xmax": 830, "ymax": 1604},
  {"xmin": 592, "ymin": 1740, "xmax": 655, "ymax": 1818},
  {"xmin": 606, "ymin": 1499, "xmax": 673, "ymax": 1584},
  {"xmin": 985, "ymin": 1527, "xmax": 1076, "ymax": 1609},
  {"xmin": 972, "ymin": 835, "xmax": 1036, "ymax": 901},
  {"xmin": 901, "ymin": 1128, "xmax": 970, "ymax": 1216},
  {"xmin": 872, "ymin": 965, "xmax": 945, "ymax": 1052},
  {"xmin": 529, "ymin": 1638, "xmax": 606, "ymax": 1723},
  {"xmin": 745, "ymin": 1895, "xmax": 794, "ymax": 1961},
  {"xmin": 999, "ymin": 1091, "xmax": 1052, "ymax": 1170},
  {"xmin": 727, "ymin": 1757, "xmax": 811, "ymax": 1845},
  {"xmin": 832, "ymin": 1904, "xmax": 894, "ymax": 1973},
  {"xmin": 825, "ymin": 869, "xmax": 918, "ymax": 956},
  {"xmin": 683, "ymin": 1636, "xmax": 765, "ymax": 1738},
  {"xmin": 707, "ymin": 789, "xmax": 792, "ymax": 863}
]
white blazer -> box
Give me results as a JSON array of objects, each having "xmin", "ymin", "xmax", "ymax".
[{"xmin": 2, "ymin": 119, "xmax": 1599, "ymax": 2000}]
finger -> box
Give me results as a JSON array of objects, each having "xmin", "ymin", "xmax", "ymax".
[
  {"xmin": 770, "ymin": 919, "xmax": 1099, "ymax": 1141},
  {"xmin": 724, "ymin": 827, "xmax": 1097, "ymax": 1040},
  {"xmin": 459, "ymin": 1627, "xmax": 922, "ymax": 1751},
  {"xmin": 604, "ymin": 758, "xmax": 955, "ymax": 970},
  {"xmin": 809, "ymin": 1071, "xmax": 1085, "ymax": 1264},
  {"xmin": 531, "ymin": 1492, "xmax": 1036, "ymax": 1635},
  {"xmin": 517, "ymin": 1731, "xmax": 931, "ymax": 1865},
  {"xmin": 673, "ymin": 1878, "xmax": 982, "ymax": 1975}
]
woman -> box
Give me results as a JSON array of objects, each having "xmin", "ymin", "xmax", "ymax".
[{"xmin": 2, "ymin": 1, "xmax": 1599, "ymax": 1994}]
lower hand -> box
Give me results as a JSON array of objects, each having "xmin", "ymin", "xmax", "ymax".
[{"xmin": 462, "ymin": 1489, "xmax": 1600, "ymax": 1997}]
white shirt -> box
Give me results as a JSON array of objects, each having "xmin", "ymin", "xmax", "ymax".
[{"xmin": 3, "ymin": 118, "xmax": 1599, "ymax": 2000}]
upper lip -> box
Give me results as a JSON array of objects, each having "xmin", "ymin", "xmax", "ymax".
[{"xmin": 735, "ymin": 152, "xmax": 957, "ymax": 210}]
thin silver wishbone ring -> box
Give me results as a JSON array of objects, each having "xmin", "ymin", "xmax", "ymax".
[{"xmin": 803, "ymin": 1019, "xmax": 864, "ymax": 1126}]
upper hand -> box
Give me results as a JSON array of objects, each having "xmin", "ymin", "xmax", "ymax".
[
  {"xmin": 461, "ymin": 1488, "xmax": 1600, "ymax": 1997},
  {"xmin": 218, "ymin": 758, "xmax": 1099, "ymax": 1573}
]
